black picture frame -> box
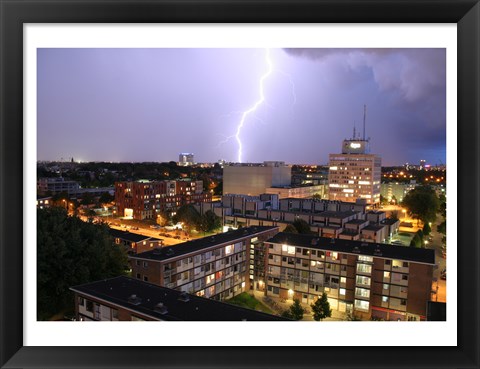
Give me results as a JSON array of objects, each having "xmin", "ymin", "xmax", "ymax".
[{"xmin": 1, "ymin": 1, "xmax": 479, "ymax": 368}]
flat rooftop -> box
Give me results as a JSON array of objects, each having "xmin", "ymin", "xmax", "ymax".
[
  {"xmin": 267, "ymin": 232, "xmax": 435, "ymax": 264},
  {"xmin": 132, "ymin": 226, "xmax": 278, "ymax": 262},
  {"xmin": 71, "ymin": 276, "xmax": 288, "ymax": 321},
  {"xmin": 314, "ymin": 211, "xmax": 357, "ymax": 218},
  {"xmin": 345, "ymin": 219, "xmax": 369, "ymax": 225},
  {"xmin": 109, "ymin": 229, "xmax": 161, "ymax": 243}
]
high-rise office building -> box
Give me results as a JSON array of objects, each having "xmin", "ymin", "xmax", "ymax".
[{"xmin": 328, "ymin": 137, "xmax": 381, "ymax": 205}]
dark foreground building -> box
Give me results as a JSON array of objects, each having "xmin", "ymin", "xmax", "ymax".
[{"xmin": 70, "ymin": 276, "xmax": 288, "ymax": 321}]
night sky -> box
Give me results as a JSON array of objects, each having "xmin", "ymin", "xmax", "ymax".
[{"xmin": 37, "ymin": 48, "xmax": 446, "ymax": 166}]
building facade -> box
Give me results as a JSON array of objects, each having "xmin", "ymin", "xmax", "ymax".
[
  {"xmin": 37, "ymin": 177, "xmax": 80, "ymax": 195},
  {"xmin": 129, "ymin": 226, "xmax": 279, "ymax": 301},
  {"xmin": 115, "ymin": 179, "xmax": 211, "ymax": 220},
  {"xmin": 71, "ymin": 276, "xmax": 287, "ymax": 321},
  {"xmin": 328, "ymin": 139, "xmax": 381, "ymax": 205},
  {"xmin": 261, "ymin": 232, "xmax": 435, "ymax": 321},
  {"xmin": 178, "ymin": 153, "xmax": 194, "ymax": 166},
  {"xmin": 223, "ymin": 161, "xmax": 292, "ymax": 196},
  {"xmin": 380, "ymin": 182, "xmax": 417, "ymax": 203}
]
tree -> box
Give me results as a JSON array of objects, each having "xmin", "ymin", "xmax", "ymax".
[
  {"xmin": 311, "ymin": 292, "xmax": 332, "ymax": 321},
  {"xmin": 37, "ymin": 207, "xmax": 128, "ymax": 320},
  {"xmin": 283, "ymin": 224, "xmax": 299, "ymax": 233},
  {"xmin": 390, "ymin": 195, "xmax": 398, "ymax": 205},
  {"xmin": 172, "ymin": 205, "xmax": 201, "ymax": 232},
  {"xmin": 311, "ymin": 193, "xmax": 322, "ymax": 200},
  {"xmin": 402, "ymin": 186, "xmax": 440, "ymax": 224},
  {"xmin": 423, "ymin": 222, "xmax": 431, "ymax": 236},
  {"xmin": 98, "ymin": 192, "xmax": 114, "ymax": 205},
  {"xmin": 199, "ymin": 210, "xmax": 222, "ymax": 233},
  {"xmin": 437, "ymin": 220, "xmax": 446, "ymax": 235},
  {"xmin": 292, "ymin": 218, "xmax": 312, "ymax": 234},
  {"xmin": 282, "ymin": 299, "xmax": 304, "ymax": 320},
  {"xmin": 80, "ymin": 192, "xmax": 96, "ymax": 206},
  {"xmin": 156, "ymin": 210, "xmax": 170, "ymax": 227},
  {"xmin": 410, "ymin": 233, "xmax": 422, "ymax": 248}
]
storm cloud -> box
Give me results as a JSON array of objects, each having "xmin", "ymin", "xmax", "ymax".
[{"xmin": 37, "ymin": 48, "xmax": 446, "ymax": 166}]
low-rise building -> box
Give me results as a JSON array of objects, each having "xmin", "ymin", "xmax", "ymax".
[
  {"xmin": 109, "ymin": 229, "xmax": 163, "ymax": 255},
  {"xmin": 36, "ymin": 195, "xmax": 52, "ymax": 209},
  {"xmin": 37, "ymin": 177, "xmax": 80, "ymax": 195},
  {"xmin": 70, "ymin": 276, "xmax": 287, "ymax": 321}
]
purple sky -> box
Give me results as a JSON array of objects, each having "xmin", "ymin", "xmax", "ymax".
[{"xmin": 37, "ymin": 48, "xmax": 446, "ymax": 166}]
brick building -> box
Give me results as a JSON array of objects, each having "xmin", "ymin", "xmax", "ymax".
[
  {"xmin": 115, "ymin": 179, "xmax": 211, "ymax": 220},
  {"xmin": 129, "ymin": 226, "xmax": 279, "ymax": 300},
  {"xmin": 262, "ymin": 232, "xmax": 435, "ymax": 321}
]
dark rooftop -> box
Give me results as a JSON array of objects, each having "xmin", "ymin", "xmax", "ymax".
[
  {"xmin": 71, "ymin": 276, "xmax": 288, "ymax": 321},
  {"xmin": 381, "ymin": 218, "xmax": 401, "ymax": 225},
  {"xmin": 109, "ymin": 229, "xmax": 160, "ymax": 243},
  {"xmin": 363, "ymin": 224, "xmax": 386, "ymax": 232},
  {"xmin": 315, "ymin": 211, "xmax": 357, "ymax": 218},
  {"xmin": 132, "ymin": 226, "xmax": 278, "ymax": 262},
  {"xmin": 267, "ymin": 232, "xmax": 435, "ymax": 264},
  {"xmin": 345, "ymin": 219, "xmax": 369, "ymax": 225},
  {"xmin": 367, "ymin": 210, "xmax": 386, "ymax": 215}
]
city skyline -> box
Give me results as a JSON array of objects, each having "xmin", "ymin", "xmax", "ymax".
[{"xmin": 38, "ymin": 48, "xmax": 446, "ymax": 166}]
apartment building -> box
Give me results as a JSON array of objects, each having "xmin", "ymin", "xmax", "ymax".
[
  {"xmin": 70, "ymin": 276, "xmax": 287, "ymax": 321},
  {"xmin": 129, "ymin": 226, "xmax": 279, "ymax": 301},
  {"xmin": 37, "ymin": 177, "xmax": 80, "ymax": 195},
  {"xmin": 115, "ymin": 179, "xmax": 211, "ymax": 220},
  {"xmin": 194, "ymin": 194, "xmax": 399, "ymax": 243},
  {"xmin": 328, "ymin": 138, "xmax": 381, "ymax": 205},
  {"xmin": 262, "ymin": 232, "xmax": 435, "ymax": 321},
  {"xmin": 380, "ymin": 181, "xmax": 418, "ymax": 203}
]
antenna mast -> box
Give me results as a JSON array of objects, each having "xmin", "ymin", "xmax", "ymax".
[
  {"xmin": 353, "ymin": 120, "xmax": 356, "ymax": 139},
  {"xmin": 363, "ymin": 104, "xmax": 367, "ymax": 140}
]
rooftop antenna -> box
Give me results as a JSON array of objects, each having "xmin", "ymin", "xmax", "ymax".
[
  {"xmin": 363, "ymin": 104, "xmax": 367, "ymax": 140},
  {"xmin": 353, "ymin": 120, "xmax": 356, "ymax": 139}
]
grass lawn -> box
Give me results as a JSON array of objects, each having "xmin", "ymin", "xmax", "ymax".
[{"xmin": 225, "ymin": 292, "xmax": 274, "ymax": 315}]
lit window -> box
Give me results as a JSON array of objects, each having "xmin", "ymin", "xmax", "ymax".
[
  {"xmin": 340, "ymin": 277, "xmax": 346, "ymax": 284},
  {"xmin": 354, "ymin": 299, "xmax": 369, "ymax": 311},
  {"xmin": 382, "ymin": 296, "xmax": 389, "ymax": 303},
  {"xmin": 340, "ymin": 288, "xmax": 346, "ymax": 296},
  {"xmin": 384, "ymin": 271, "xmax": 390, "ymax": 279},
  {"xmin": 358, "ymin": 255, "xmax": 373, "ymax": 262}
]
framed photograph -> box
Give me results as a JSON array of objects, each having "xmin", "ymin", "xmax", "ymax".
[{"xmin": 1, "ymin": 1, "xmax": 479, "ymax": 368}]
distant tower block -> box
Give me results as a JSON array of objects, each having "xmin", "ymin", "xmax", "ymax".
[
  {"xmin": 328, "ymin": 106, "xmax": 381, "ymax": 206},
  {"xmin": 178, "ymin": 153, "xmax": 194, "ymax": 166}
]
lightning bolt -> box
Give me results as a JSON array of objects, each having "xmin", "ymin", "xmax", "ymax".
[{"xmin": 235, "ymin": 48, "xmax": 274, "ymax": 163}]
